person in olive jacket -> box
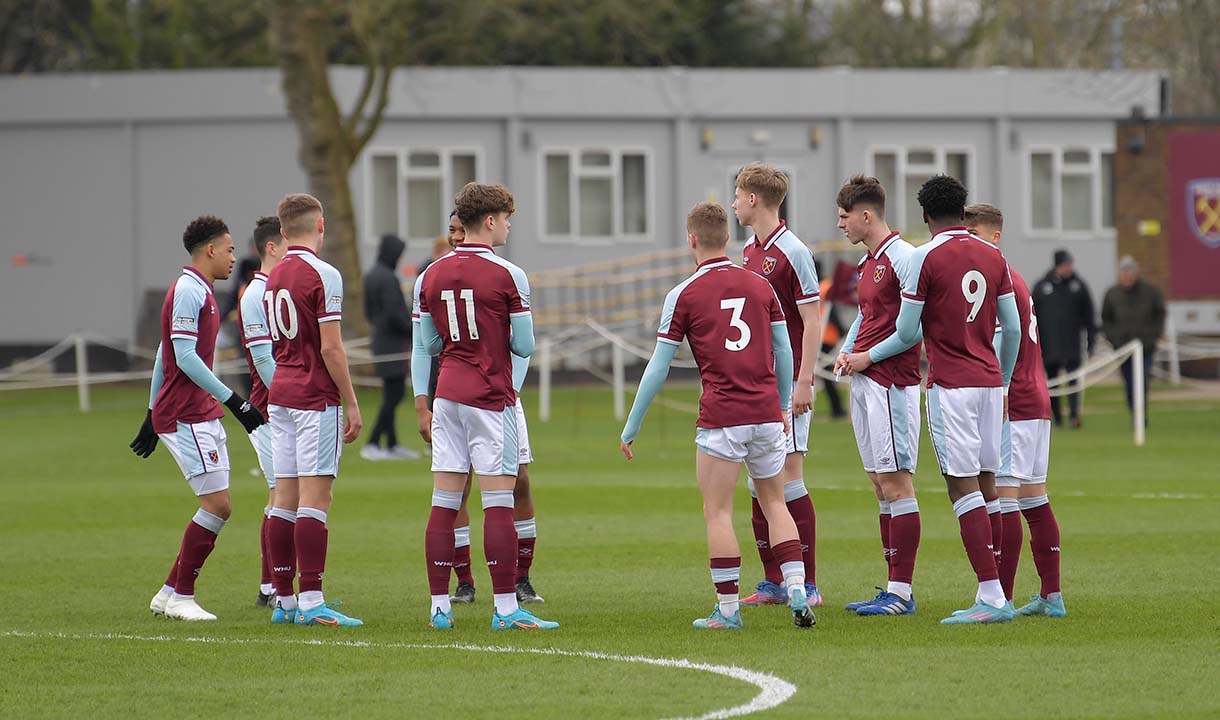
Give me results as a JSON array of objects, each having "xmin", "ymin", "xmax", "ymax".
[
  {"xmin": 1101, "ymin": 256, "xmax": 1166, "ymax": 424},
  {"xmin": 1032, "ymin": 249, "xmax": 1096, "ymax": 428},
  {"xmin": 362, "ymin": 234, "xmax": 419, "ymax": 460}
]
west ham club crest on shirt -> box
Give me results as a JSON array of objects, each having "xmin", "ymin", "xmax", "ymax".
[
  {"xmin": 873, "ymin": 265, "xmax": 887, "ymax": 283},
  {"xmin": 762, "ymin": 256, "xmax": 778, "ymax": 275}
]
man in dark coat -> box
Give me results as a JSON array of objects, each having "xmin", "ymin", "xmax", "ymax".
[
  {"xmin": 1101, "ymin": 256, "xmax": 1166, "ymax": 424},
  {"xmin": 1032, "ymin": 249, "xmax": 1096, "ymax": 428},
  {"xmin": 362, "ymin": 234, "xmax": 419, "ymax": 460}
]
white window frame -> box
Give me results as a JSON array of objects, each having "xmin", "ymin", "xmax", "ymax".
[
  {"xmin": 538, "ymin": 146, "xmax": 654, "ymax": 246},
  {"xmin": 1023, "ymin": 145, "xmax": 1116, "ymax": 237},
  {"xmin": 727, "ymin": 163, "xmax": 799, "ymax": 244},
  {"xmin": 362, "ymin": 146, "xmax": 484, "ymax": 249},
  {"xmin": 865, "ymin": 145, "xmax": 976, "ymax": 235}
]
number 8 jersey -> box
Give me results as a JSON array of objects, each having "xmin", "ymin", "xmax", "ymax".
[
  {"xmin": 901, "ymin": 226, "xmax": 1014, "ymax": 389},
  {"xmin": 417, "ymin": 243, "xmax": 531, "ymax": 411},
  {"xmin": 657, "ymin": 256, "xmax": 786, "ymax": 429},
  {"xmin": 265, "ymin": 245, "xmax": 343, "ymax": 410}
]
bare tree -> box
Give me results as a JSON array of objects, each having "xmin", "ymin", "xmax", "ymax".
[{"xmin": 267, "ymin": 1, "xmax": 401, "ymax": 334}]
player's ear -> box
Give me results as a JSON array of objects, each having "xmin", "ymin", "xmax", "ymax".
[{"xmin": 316, "ymin": 215, "xmax": 325, "ymax": 235}]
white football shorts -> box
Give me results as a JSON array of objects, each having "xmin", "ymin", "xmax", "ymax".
[
  {"xmin": 786, "ymin": 386, "xmax": 811, "ymax": 454},
  {"xmin": 269, "ymin": 404, "xmax": 343, "ymax": 479},
  {"xmin": 695, "ymin": 421, "xmax": 787, "ymax": 481},
  {"xmin": 158, "ymin": 418, "xmax": 231, "ymax": 495},
  {"xmin": 248, "ymin": 422, "xmax": 276, "ymax": 490},
  {"xmin": 997, "ymin": 418, "xmax": 1051, "ymax": 487},
  {"xmin": 850, "ymin": 375, "xmax": 921, "ymax": 474},
  {"xmin": 515, "ymin": 396, "xmax": 533, "ymax": 466},
  {"xmin": 431, "ymin": 398, "xmax": 519, "ymax": 477},
  {"xmin": 925, "ymin": 385, "xmax": 1003, "ymax": 478}
]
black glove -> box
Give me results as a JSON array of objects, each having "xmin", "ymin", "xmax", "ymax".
[
  {"xmin": 129, "ymin": 409, "xmax": 159, "ymax": 458},
  {"xmin": 224, "ymin": 393, "xmax": 266, "ymax": 434}
]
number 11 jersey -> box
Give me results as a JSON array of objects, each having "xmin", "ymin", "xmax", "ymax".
[
  {"xmin": 265, "ymin": 245, "xmax": 343, "ymax": 410},
  {"xmin": 901, "ymin": 227, "xmax": 1014, "ymax": 389},
  {"xmin": 417, "ymin": 243, "xmax": 531, "ymax": 412}
]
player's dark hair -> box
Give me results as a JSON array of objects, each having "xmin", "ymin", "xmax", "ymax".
[
  {"xmin": 183, "ymin": 215, "xmax": 229, "ymax": 255},
  {"xmin": 455, "ymin": 183, "xmax": 515, "ymax": 229},
  {"xmin": 917, "ymin": 175, "xmax": 968, "ymax": 223},
  {"xmin": 837, "ymin": 175, "xmax": 886, "ymax": 215},
  {"xmin": 449, "ymin": 208, "xmax": 458, "ymax": 219},
  {"xmin": 252, "ymin": 215, "xmax": 282, "ymax": 260}
]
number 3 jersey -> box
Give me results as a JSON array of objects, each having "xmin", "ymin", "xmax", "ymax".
[
  {"xmin": 901, "ymin": 226, "xmax": 1014, "ymax": 389},
  {"xmin": 237, "ymin": 271, "xmax": 271, "ymax": 415},
  {"xmin": 657, "ymin": 256, "xmax": 786, "ymax": 429},
  {"xmin": 417, "ymin": 243, "xmax": 531, "ymax": 411},
  {"xmin": 265, "ymin": 246, "xmax": 343, "ymax": 410}
]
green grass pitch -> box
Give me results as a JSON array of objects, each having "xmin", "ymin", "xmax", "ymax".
[{"xmin": 1, "ymin": 382, "xmax": 1218, "ymax": 719}]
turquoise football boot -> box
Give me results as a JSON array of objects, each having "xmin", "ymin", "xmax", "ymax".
[
  {"xmin": 296, "ymin": 601, "xmax": 363, "ymax": 627},
  {"xmin": 940, "ymin": 600, "xmax": 1015, "ymax": 624},
  {"xmin": 692, "ymin": 606, "xmax": 744, "ymax": 630},
  {"xmin": 491, "ymin": 607, "xmax": 559, "ymax": 630},
  {"xmin": 271, "ymin": 599, "xmax": 296, "ymax": 625},
  {"xmin": 1015, "ymin": 593, "xmax": 1066, "ymax": 617},
  {"xmin": 430, "ymin": 607, "xmax": 454, "ymax": 629}
]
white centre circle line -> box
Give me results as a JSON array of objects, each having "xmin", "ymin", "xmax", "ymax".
[{"xmin": 2, "ymin": 630, "xmax": 796, "ymax": 720}]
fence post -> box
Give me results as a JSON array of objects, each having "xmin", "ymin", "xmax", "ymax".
[
  {"xmin": 612, "ymin": 341, "xmax": 625, "ymax": 421},
  {"xmin": 1133, "ymin": 340, "xmax": 1145, "ymax": 447},
  {"xmin": 75, "ymin": 334, "xmax": 91, "ymax": 413},
  {"xmin": 539, "ymin": 338, "xmax": 552, "ymax": 422},
  {"xmin": 1166, "ymin": 316, "xmax": 1181, "ymax": 385}
]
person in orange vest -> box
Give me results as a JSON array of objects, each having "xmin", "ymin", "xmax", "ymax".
[{"xmin": 817, "ymin": 259, "xmax": 848, "ymax": 419}]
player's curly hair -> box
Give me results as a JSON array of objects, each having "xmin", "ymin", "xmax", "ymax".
[
  {"xmin": 182, "ymin": 215, "xmax": 230, "ymax": 254},
  {"xmin": 252, "ymin": 215, "xmax": 282, "ymax": 259},
  {"xmin": 916, "ymin": 174, "xmax": 968, "ymax": 223}
]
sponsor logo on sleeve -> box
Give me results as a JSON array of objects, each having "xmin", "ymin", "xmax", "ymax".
[
  {"xmin": 244, "ymin": 322, "xmax": 268, "ymax": 337},
  {"xmin": 172, "ymin": 316, "xmax": 198, "ymax": 332}
]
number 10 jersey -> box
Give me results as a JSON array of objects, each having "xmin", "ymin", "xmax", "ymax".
[
  {"xmin": 901, "ymin": 227, "xmax": 1014, "ymax": 389},
  {"xmin": 265, "ymin": 245, "xmax": 343, "ymax": 410},
  {"xmin": 417, "ymin": 243, "xmax": 531, "ymax": 412}
]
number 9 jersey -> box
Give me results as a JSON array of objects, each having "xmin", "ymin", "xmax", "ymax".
[
  {"xmin": 265, "ymin": 245, "xmax": 343, "ymax": 410},
  {"xmin": 417, "ymin": 243, "xmax": 531, "ymax": 411},
  {"xmin": 901, "ymin": 226, "xmax": 1014, "ymax": 389}
]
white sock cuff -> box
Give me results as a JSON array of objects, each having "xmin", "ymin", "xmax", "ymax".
[
  {"xmin": 514, "ymin": 518, "xmax": 537, "ymax": 538},
  {"xmin": 710, "ymin": 566, "xmax": 741, "ymax": 584},
  {"xmin": 298, "ymin": 506, "xmax": 327, "ymax": 524},
  {"xmin": 263, "ymin": 506, "xmax": 272, "ymax": 518},
  {"xmin": 431, "ymin": 489, "xmax": 463, "ymax": 510},
  {"xmin": 999, "ymin": 497, "xmax": 1021, "ymax": 514},
  {"xmin": 890, "ymin": 497, "xmax": 920, "ymax": 516},
  {"xmin": 1019, "ymin": 494, "xmax": 1050, "ymax": 511},
  {"xmin": 985, "ymin": 499, "xmax": 1001, "ymax": 515},
  {"xmin": 783, "ymin": 479, "xmax": 809, "ymax": 502},
  {"xmin": 878, "ymin": 499, "xmax": 893, "ymax": 515},
  {"xmin": 481, "ymin": 490, "xmax": 515, "ymax": 510},
  {"xmin": 779, "ymin": 560, "xmax": 804, "ymax": 583},
  {"xmin": 953, "ymin": 491, "xmax": 986, "ymax": 518},
  {"xmin": 453, "ymin": 525, "xmax": 471, "ymax": 548},
  {"xmin": 268, "ymin": 507, "xmax": 297, "ymax": 523},
  {"xmin": 192, "ymin": 508, "xmax": 226, "ymax": 534}
]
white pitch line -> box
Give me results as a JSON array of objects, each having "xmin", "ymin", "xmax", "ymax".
[{"xmin": 1, "ymin": 630, "xmax": 796, "ymax": 720}]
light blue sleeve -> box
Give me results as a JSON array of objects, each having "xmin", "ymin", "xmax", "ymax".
[
  {"xmin": 418, "ymin": 315, "xmax": 443, "ymax": 356},
  {"xmin": 510, "ymin": 314, "xmax": 535, "ymax": 358},
  {"xmin": 148, "ymin": 342, "xmax": 165, "ymax": 410},
  {"xmin": 841, "ymin": 310, "xmax": 863, "ymax": 354},
  {"xmin": 867, "ymin": 299, "xmax": 924, "ymax": 363},
  {"xmin": 771, "ymin": 324, "xmax": 793, "ymax": 410},
  {"xmin": 997, "ymin": 294, "xmax": 1021, "ymax": 386},
  {"xmin": 992, "ymin": 324, "xmax": 1003, "ymax": 358},
  {"xmin": 620, "ymin": 341, "xmax": 678, "ymax": 444},
  {"xmin": 250, "ymin": 341, "xmax": 275, "ymax": 387},
  {"xmin": 511, "ymin": 353, "xmax": 529, "ymax": 392},
  {"xmin": 171, "ymin": 336, "xmax": 234, "ymax": 402},
  {"xmin": 411, "ymin": 319, "xmax": 433, "ymax": 397}
]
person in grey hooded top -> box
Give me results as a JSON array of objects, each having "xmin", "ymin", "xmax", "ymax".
[{"xmin": 362, "ymin": 233, "xmax": 419, "ymax": 460}]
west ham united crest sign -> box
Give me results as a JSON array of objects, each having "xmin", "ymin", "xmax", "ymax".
[
  {"xmin": 1187, "ymin": 178, "xmax": 1220, "ymax": 248},
  {"xmin": 762, "ymin": 256, "xmax": 777, "ymax": 275},
  {"xmin": 873, "ymin": 265, "xmax": 887, "ymax": 283}
]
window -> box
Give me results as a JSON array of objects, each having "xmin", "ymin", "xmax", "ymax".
[
  {"xmin": 866, "ymin": 146, "xmax": 973, "ymax": 238},
  {"xmin": 542, "ymin": 148, "xmax": 651, "ymax": 242},
  {"xmin": 364, "ymin": 148, "xmax": 481, "ymax": 246},
  {"xmin": 1027, "ymin": 146, "xmax": 1114, "ymax": 235},
  {"xmin": 728, "ymin": 165, "xmax": 795, "ymax": 244}
]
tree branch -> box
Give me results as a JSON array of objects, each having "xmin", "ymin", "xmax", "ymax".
[
  {"xmin": 343, "ymin": 49, "xmax": 377, "ymax": 139},
  {"xmin": 350, "ymin": 58, "xmax": 392, "ymax": 156}
]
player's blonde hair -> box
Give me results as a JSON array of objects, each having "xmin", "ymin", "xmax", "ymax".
[
  {"xmin": 687, "ymin": 201, "xmax": 730, "ymax": 248},
  {"xmin": 964, "ymin": 203, "xmax": 1004, "ymax": 231},
  {"xmin": 276, "ymin": 193, "xmax": 323, "ymax": 239},
  {"xmin": 735, "ymin": 162, "xmax": 788, "ymax": 209}
]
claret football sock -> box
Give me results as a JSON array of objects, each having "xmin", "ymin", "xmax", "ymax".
[
  {"xmin": 296, "ymin": 507, "xmax": 329, "ymax": 610},
  {"xmin": 953, "ymin": 491, "xmax": 1000, "ymax": 587},
  {"xmin": 515, "ymin": 518, "xmax": 537, "ymax": 580},
  {"xmin": 259, "ymin": 508, "xmax": 273, "ymax": 592},
  {"xmin": 452, "ymin": 525, "xmax": 475, "ymax": 587},
  {"xmin": 998, "ymin": 497, "xmax": 1023, "ymax": 601},
  {"xmin": 888, "ymin": 497, "xmax": 921, "ymax": 593},
  {"xmin": 481, "ymin": 491, "xmax": 519, "ymax": 596},
  {"xmin": 784, "ymin": 480, "xmax": 817, "ymax": 584},
  {"xmin": 750, "ymin": 497, "xmax": 783, "ymax": 584},
  {"xmin": 878, "ymin": 499, "xmax": 893, "ymax": 569},
  {"xmin": 986, "ymin": 499, "xmax": 1004, "ymax": 566},
  {"xmin": 426, "ymin": 491, "xmax": 463, "ymax": 597},
  {"xmin": 1020, "ymin": 495, "xmax": 1061, "ymax": 598},
  {"xmin": 267, "ymin": 507, "xmax": 297, "ymax": 599},
  {"xmin": 711, "ymin": 557, "xmax": 741, "ymax": 617},
  {"xmin": 174, "ymin": 509, "xmax": 225, "ymax": 596}
]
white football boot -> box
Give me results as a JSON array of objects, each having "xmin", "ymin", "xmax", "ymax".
[
  {"xmin": 150, "ymin": 586, "xmax": 173, "ymax": 617},
  {"xmin": 165, "ymin": 594, "xmax": 218, "ymax": 621}
]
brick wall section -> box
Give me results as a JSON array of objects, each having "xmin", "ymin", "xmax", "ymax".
[{"xmin": 1115, "ymin": 122, "xmax": 1169, "ymax": 291}]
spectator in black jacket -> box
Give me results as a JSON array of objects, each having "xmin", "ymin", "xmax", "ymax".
[
  {"xmin": 361, "ymin": 234, "xmax": 419, "ymax": 460},
  {"xmin": 1032, "ymin": 249, "xmax": 1096, "ymax": 428},
  {"xmin": 1101, "ymin": 256, "xmax": 1166, "ymax": 424}
]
